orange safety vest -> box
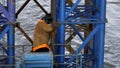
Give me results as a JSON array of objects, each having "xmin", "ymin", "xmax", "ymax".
[{"xmin": 32, "ymin": 44, "xmax": 50, "ymax": 52}]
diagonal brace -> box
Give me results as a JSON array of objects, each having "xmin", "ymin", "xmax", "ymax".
[
  {"xmin": 15, "ymin": 23, "xmax": 33, "ymax": 44},
  {"xmin": 66, "ymin": 0, "xmax": 81, "ymax": 18},
  {"xmin": 0, "ymin": 4, "xmax": 10, "ymax": 20},
  {"xmin": 70, "ymin": 25, "xmax": 93, "ymax": 52},
  {"xmin": 0, "ymin": 26, "xmax": 10, "ymax": 39},
  {"xmin": 34, "ymin": 0, "xmax": 49, "ymax": 15},
  {"xmin": 16, "ymin": 0, "xmax": 31, "ymax": 18},
  {"xmin": 67, "ymin": 25, "xmax": 100, "ymax": 62}
]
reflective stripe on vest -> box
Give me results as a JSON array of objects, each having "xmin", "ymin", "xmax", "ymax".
[{"xmin": 32, "ymin": 44, "xmax": 50, "ymax": 52}]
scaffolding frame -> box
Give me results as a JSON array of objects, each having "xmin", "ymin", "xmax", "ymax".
[
  {"xmin": 0, "ymin": 0, "xmax": 106, "ymax": 68},
  {"xmin": 55, "ymin": 0, "xmax": 106, "ymax": 68},
  {"xmin": 0, "ymin": 0, "xmax": 15, "ymax": 67}
]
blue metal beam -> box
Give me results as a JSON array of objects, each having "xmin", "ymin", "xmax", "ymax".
[
  {"xmin": 0, "ymin": 4, "xmax": 10, "ymax": 20},
  {"xmin": 7, "ymin": 0, "xmax": 16, "ymax": 22},
  {"xmin": 0, "ymin": 26, "xmax": 9, "ymax": 39},
  {"xmin": 55, "ymin": 0, "xmax": 106, "ymax": 67},
  {"xmin": 7, "ymin": 0, "xmax": 15, "ymax": 67},
  {"xmin": 7, "ymin": 25, "xmax": 15, "ymax": 68},
  {"xmin": 67, "ymin": 25, "xmax": 100, "ymax": 63},
  {"xmin": 93, "ymin": 0, "xmax": 106, "ymax": 68},
  {"xmin": 66, "ymin": 0, "xmax": 81, "ymax": 18},
  {"xmin": 59, "ymin": 0, "xmax": 66, "ymax": 67},
  {"xmin": 69, "ymin": 25, "xmax": 93, "ymax": 52},
  {"xmin": 96, "ymin": 0, "xmax": 106, "ymax": 67},
  {"xmin": 0, "ymin": 0, "xmax": 106, "ymax": 68}
]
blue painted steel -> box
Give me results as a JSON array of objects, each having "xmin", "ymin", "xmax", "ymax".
[
  {"xmin": 93, "ymin": 37, "xmax": 97, "ymax": 68},
  {"xmin": 97, "ymin": 0, "xmax": 106, "ymax": 68},
  {"xmin": 7, "ymin": 0, "xmax": 16, "ymax": 67},
  {"xmin": 0, "ymin": 26, "xmax": 9, "ymax": 39},
  {"xmin": 67, "ymin": 25, "xmax": 100, "ymax": 63},
  {"xmin": 69, "ymin": 25, "xmax": 93, "ymax": 52},
  {"xmin": 66, "ymin": 0, "xmax": 81, "ymax": 18},
  {"xmin": 0, "ymin": 3, "xmax": 15, "ymax": 67},
  {"xmin": 63, "ymin": 18, "xmax": 100, "ymax": 24},
  {"xmin": 93, "ymin": 0, "xmax": 106, "ymax": 68},
  {"xmin": 0, "ymin": 4, "xmax": 10, "ymax": 20},
  {"xmin": 23, "ymin": 52, "xmax": 53, "ymax": 68},
  {"xmin": 16, "ymin": 61, "xmax": 22, "ymax": 68},
  {"xmin": 55, "ymin": 0, "xmax": 106, "ymax": 67},
  {"xmin": 55, "ymin": 0, "xmax": 60, "ymax": 58},
  {"xmin": 93, "ymin": 0, "xmax": 99, "ymax": 67},
  {"xmin": 8, "ymin": 0, "xmax": 16, "ymax": 22},
  {"xmin": 0, "ymin": 0, "xmax": 106, "ymax": 68},
  {"xmin": 82, "ymin": 55, "xmax": 95, "ymax": 64},
  {"xmin": 59, "ymin": 0, "xmax": 66, "ymax": 67},
  {"xmin": 7, "ymin": 25, "xmax": 15, "ymax": 68},
  {"xmin": 16, "ymin": 52, "xmax": 53, "ymax": 68},
  {"xmin": 97, "ymin": 24, "xmax": 105, "ymax": 68}
]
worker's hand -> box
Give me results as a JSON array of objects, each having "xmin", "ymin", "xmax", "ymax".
[{"xmin": 52, "ymin": 22, "xmax": 60, "ymax": 28}]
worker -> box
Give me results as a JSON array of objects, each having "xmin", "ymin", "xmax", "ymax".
[{"xmin": 32, "ymin": 19, "xmax": 58, "ymax": 52}]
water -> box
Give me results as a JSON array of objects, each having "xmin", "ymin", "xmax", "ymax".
[{"xmin": 105, "ymin": 0, "xmax": 120, "ymax": 67}]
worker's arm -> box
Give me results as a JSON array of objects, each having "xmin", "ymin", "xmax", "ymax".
[
  {"xmin": 38, "ymin": 20, "xmax": 60, "ymax": 32},
  {"xmin": 42, "ymin": 23, "xmax": 54, "ymax": 32}
]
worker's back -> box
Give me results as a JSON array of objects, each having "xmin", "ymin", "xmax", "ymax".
[{"xmin": 33, "ymin": 20, "xmax": 54, "ymax": 52}]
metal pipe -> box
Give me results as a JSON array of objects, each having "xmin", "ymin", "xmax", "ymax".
[
  {"xmin": 0, "ymin": 4, "xmax": 10, "ymax": 20},
  {"xmin": 0, "ymin": 26, "xmax": 9, "ymax": 39},
  {"xmin": 7, "ymin": 25, "xmax": 15, "ymax": 68},
  {"xmin": 70, "ymin": 25, "xmax": 93, "ymax": 52},
  {"xmin": 93, "ymin": 0, "xmax": 99, "ymax": 67},
  {"xmin": 97, "ymin": 0, "xmax": 106, "ymax": 67},
  {"xmin": 59, "ymin": 0, "xmax": 66, "ymax": 67},
  {"xmin": 67, "ymin": 25, "xmax": 100, "ymax": 63},
  {"xmin": 93, "ymin": 0, "xmax": 106, "ymax": 68},
  {"xmin": 7, "ymin": 0, "xmax": 15, "ymax": 67},
  {"xmin": 66, "ymin": 0, "xmax": 81, "ymax": 18}
]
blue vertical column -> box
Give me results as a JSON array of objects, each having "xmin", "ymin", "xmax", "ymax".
[
  {"xmin": 97, "ymin": 0, "xmax": 106, "ymax": 68},
  {"xmin": 93, "ymin": 0, "xmax": 99, "ymax": 68},
  {"xmin": 93, "ymin": 0, "xmax": 106, "ymax": 68},
  {"xmin": 59, "ymin": 0, "xmax": 66, "ymax": 67},
  {"xmin": 93, "ymin": 25, "xmax": 98, "ymax": 68},
  {"xmin": 7, "ymin": 0, "xmax": 15, "ymax": 67},
  {"xmin": 55, "ymin": 0, "xmax": 60, "ymax": 55}
]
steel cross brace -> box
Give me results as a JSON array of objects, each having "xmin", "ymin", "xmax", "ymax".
[
  {"xmin": 16, "ymin": 0, "xmax": 49, "ymax": 18},
  {"xmin": 67, "ymin": 25, "xmax": 100, "ymax": 63}
]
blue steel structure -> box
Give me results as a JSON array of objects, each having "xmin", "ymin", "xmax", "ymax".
[
  {"xmin": 0, "ymin": 0, "xmax": 15, "ymax": 67},
  {"xmin": 55, "ymin": 0, "xmax": 106, "ymax": 68},
  {"xmin": 0, "ymin": 0, "xmax": 106, "ymax": 68},
  {"xmin": 16, "ymin": 52, "xmax": 53, "ymax": 68}
]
